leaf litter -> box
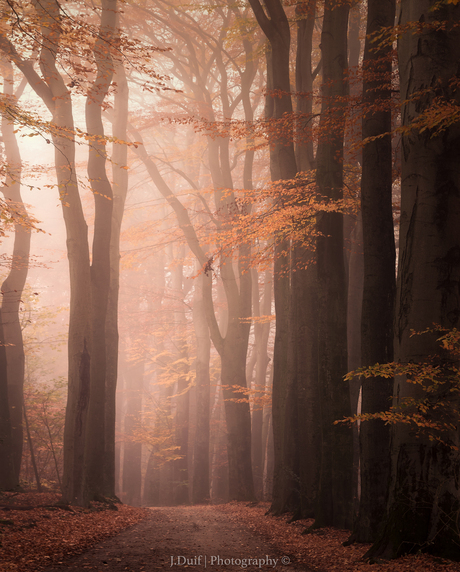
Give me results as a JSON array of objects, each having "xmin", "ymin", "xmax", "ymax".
[
  {"xmin": 0, "ymin": 492, "xmax": 147, "ymax": 572},
  {"xmin": 217, "ymin": 502, "xmax": 460, "ymax": 572},
  {"xmin": 1, "ymin": 495, "xmax": 460, "ymax": 572}
]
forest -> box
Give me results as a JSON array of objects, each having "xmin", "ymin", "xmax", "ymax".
[{"xmin": 1, "ymin": 0, "xmax": 460, "ymax": 566}]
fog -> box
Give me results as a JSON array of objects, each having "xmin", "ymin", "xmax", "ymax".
[
  {"xmin": 1, "ymin": 0, "xmax": 276, "ymax": 507},
  {"xmin": 3, "ymin": 0, "xmax": 460, "ymax": 562}
]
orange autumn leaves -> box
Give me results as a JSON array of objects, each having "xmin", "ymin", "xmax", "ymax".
[{"xmin": 339, "ymin": 327, "xmax": 460, "ymax": 450}]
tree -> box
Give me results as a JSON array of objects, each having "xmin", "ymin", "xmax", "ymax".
[
  {"xmin": 0, "ymin": 0, "xmax": 119, "ymax": 504},
  {"xmin": 106, "ymin": 58, "xmax": 130, "ymax": 500},
  {"xmin": 314, "ymin": 0, "xmax": 353, "ymax": 530},
  {"xmin": 367, "ymin": 0, "xmax": 460, "ymax": 560},
  {"xmin": 247, "ymin": 0, "xmax": 299, "ymax": 515},
  {"xmin": 351, "ymin": 0, "xmax": 396, "ymax": 543},
  {"xmin": 82, "ymin": 0, "xmax": 117, "ymax": 503},
  {"xmin": 1, "ymin": 60, "xmax": 30, "ymax": 484},
  {"xmin": 0, "ymin": 308, "xmax": 16, "ymax": 489},
  {"xmin": 128, "ymin": 1, "xmax": 261, "ymax": 501},
  {"xmin": 191, "ymin": 267, "xmax": 211, "ymax": 503}
]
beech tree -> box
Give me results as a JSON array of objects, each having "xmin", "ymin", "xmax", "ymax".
[
  {"xmin": 0, "ymin": 0, "xmax": 119, "ymax": 504},
  {"xmin": 314, "ymin": 0, "xmax": 353, "ymax": 530},
  {"xmin": 247, "ymin": 0, "xmax": 301, "ymax": 516},
  {"xmin": 0, "ymin": 311, "xmax": 15, "ymax": 489},
  {"xmin": 191, "ymin": 266, "xmax": 211, "ymax": 503},
  {"xmin": 352, "ymin": 0, "xmax": 396, "ymax": 544},
  {"xmin": 1, "ymin": 61, "xmax": 30, "ymax": 485},
  {"xmin": 127, "ymin": 1, "xmax": 262, "ymax": 501},
  {"xmin": 106, "ymin": 59, "xmax": 130, "ymax": 500},
  {"xmin": 4, "ymin": 1, "xmax": 460, "ymax": 560},
  {"xmin": 368, "ymin": 0, "xmax": 460, "ymax": 559},
  {"xmin": 82, "ymin": 0, "xmax": 117, "ymax": 503}
]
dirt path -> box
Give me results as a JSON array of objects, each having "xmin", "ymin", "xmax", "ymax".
[{"xmin": 43, "ymin": 505, "xmax": 309, "ymax": 572}]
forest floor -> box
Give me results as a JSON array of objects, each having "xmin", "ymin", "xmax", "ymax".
[{"xmin": 1, "ymin": 493, "xmax": 460, "ymax": 572}]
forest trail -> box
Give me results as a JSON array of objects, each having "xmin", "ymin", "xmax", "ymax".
[{"xmin": 43, "ymin": 505, "xmax": 308, "ymax": 572}]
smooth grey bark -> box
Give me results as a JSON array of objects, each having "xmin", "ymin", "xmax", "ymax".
[
  {"xmin": 295, "ymin": 0, "xmax": 317, "ymax": 172},
  {"xmin": 352, "ymin": 0, "xmax": 396, "ymax": 544},
  {"xmin": 106, "ymin": 60, "xmax": 129, "ymax": 500},
  {"xmin": 82, "ymin": 0, "xmax": 116, "ymax": 504},
  {"xmin": 0, "ymin": 0, "xmax": 93, "ymax": 503},
  {"xmin": 171, "ymin": 253, "xmax": 190, "ymax": 505},
  {"xmin": 1, "ymin": 62, "xmax": 30, "ymax": 483},
  {"xmin": 192, "ymin": 270, "xmax": 211, "ymax": 504},
  {"xmin": 250, "ymin": 269, "xmax": 272, "ymax": 500},
  {"xmin": 314, "ymin": 0, "xmax": 353, "ymax": 529},
  {"xmin": 247, "ymin": 0, "xmax": 298, "ymax": 515},
  {"xmin": 0, "ymin": 308, "xmax": 16, "ymax": 490},
  {"xmin": 262, "ymin": 366, "xmax": 274, "ymax": 501},
  {"xmin": 291, "ymin": 0, "xmax": 321, "ymax": 520},
  {"xmin": 1, "ymin": 0, "xmax": 119, "ymax": 504},
  {"xmin": 344, "ymin": 1, "xmax": 363, "ymax": 523},
  {"xmin": 367, "ymin": 0, "xmax": 460, "ymax": 560}
]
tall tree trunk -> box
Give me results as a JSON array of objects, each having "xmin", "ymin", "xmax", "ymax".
[
  {"xmin": 192, "ymin": 270, "xmax": 211, "ymax": 504},
  {"xmin": 247, "ymin": 0, "xmax": 298, "ymax": 515},
  {"xmin": 83, "ymin": 0, "xmax": 116, "ymax": 503},
  {"xmin": 106, "ymin": 60, "xmax": 129, "ymax": 500},
  {"xmin": 367, "ymin": 0, "xmax": 460, "ymax": 560},
  {"xmin": 295, "ymin": 0, "xmax": 316, "ymax": 172},
  {"xmin": 251, "ymin": 269, "xmax": 272, "ymax": 500},
  {"xmin": 291, "ymin": 0, "xmax": 321, "ymax": 520},
  {"xmin": 206, "ymin": 135, "xmax": 255, "ymax": 502},
  {"xmin": 1, "ymin": 61, "xmax": 30, "ymax": 483},
  {"xmin": 172, "ymin": 252, "xmax": 190, "ymax": 505},
  {"xmin": 0, "ymin": 309, "xmax": 16, "ymax": 490},
  {"xmin": 352, "ymin": 0, "xmax": 396, "ymax": 544},
  {"xmin": 2, "ymin": 0, "xmax": 121, "ymax": 506},
  {"xmin": 142, "ymin": 252, "xmax": 167, "ymax": 506},
  {"xmin": 3, "ymin": 0, "xmax": 95, "ymax": 504},
  {"xmin": 314, "ymin": 0, "xmax": 353, "ymax": 529},
  {"xmin": 210, "ymin": 387, "xmax": 229, "ymax": 502},
  {"xmin": 262, "ymin": 367, "xmax": 274, "ymax": 501},
  {"xmin": 344, "ymin": 0, "xmax": 363, "ymax": 523},
  {"xmin": 143, "ymin": 450, "xmax": 160, "ymax": 506}
]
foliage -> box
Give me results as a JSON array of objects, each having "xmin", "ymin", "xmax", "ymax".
[
  {"xmin": 15, "ymin": 287, "xmax": 68, "ymax": 488},
  {"xmin": 0, "ymin": 195, "xmax": 41, "ymax": 239},
  {"xmin": 205, "ymin": 171, "xmax": 359, "ymax": 271},
  {"xmin": 221, "ymin": 383, "xmax": 272, "ymax": 410},
  {"xmin": 338, "ymin": 327, "xmax": 460, "ymax": 450},
  {"xmin": 22, "ymin": 378, "xmax": 66, "ymax": 489}
]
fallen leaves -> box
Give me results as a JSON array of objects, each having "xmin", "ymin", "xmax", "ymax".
[
  {"xmin": 0, "ymin": 492, "xmax": 148, "ymax": 572},
  {"xmin": 2, "ymin": 495, "xmax": 460, "ymax": 572},
  {"xmin": 217, "ymin": 502, "xmax": 460, "ymax": 572}
]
